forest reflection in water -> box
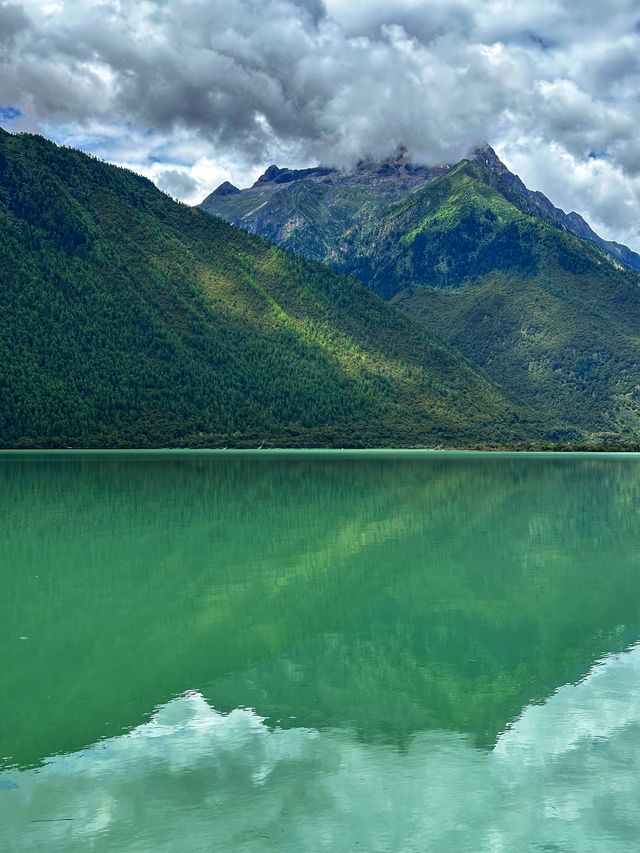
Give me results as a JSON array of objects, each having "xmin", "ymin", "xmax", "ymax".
[{"xmin": 2, "ymin": 450, "xmax": 640, "ymax": 771}]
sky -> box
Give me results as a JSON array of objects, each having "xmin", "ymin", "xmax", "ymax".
[{"xmin": 1, "ymin": 0, "xmax": 639, "ymax": 250}]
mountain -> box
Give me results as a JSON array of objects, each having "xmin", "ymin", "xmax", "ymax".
[
  {"xmin": 201, "ymin": 148, "xmax": 640, "ymax": 440},
  {"xmin": 201, "ymin": 145, "xmax": 640, "ymax": 275},
  {"xmin": 199, "ymin": 150, "xmax": 451, "ymax": 266},
  {"xmin": 385, "ymin": 161, "xmax": 640, "ymax": 436},
  {"xmin": 0, "ymin": 128, "xmax": 547, "ymax": 448}
]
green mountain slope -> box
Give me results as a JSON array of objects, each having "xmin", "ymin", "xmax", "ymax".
[
  {"xmin": 385, "ymin": 163, "xmax": 640, "ymax": 437},
  {"xmin": 468, "ymin": 145, "xmax": 640, "ymax": 273},
  {"xmin": 0, "ymin": 129, "xmax": 546, "ymax": 448},
  {"xmin": 342, "ymin": 159, "xmax": 544, "ymax": 298},
  {"xmin": 201, "ymin": 148, "xmax": 640, "ymax": 276}
]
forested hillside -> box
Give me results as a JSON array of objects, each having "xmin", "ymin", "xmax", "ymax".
[{"xmin": 0, "ymin": 129, "xmax": 548, "ymax": 448}]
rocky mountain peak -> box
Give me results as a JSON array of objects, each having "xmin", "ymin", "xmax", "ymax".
[
  {"xmin": 468, "ymin": 143, "xmax": 509, "ymax": 173},
  {"xmin": 211, "ymin": 180, "xmax": 240, "ymax": 196},
  {"xmin": 256, "ymin": 164, "xmax": 282, "ymax": 183},
  {"xmin": 200, "ymin": 143, "xmax": 640, "ymax": 275},
  {"xmin": 252, "ymin": 163, "xmax": 334, "ymax": 187}
]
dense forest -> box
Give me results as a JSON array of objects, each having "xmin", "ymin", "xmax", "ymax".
[{"xmin": 0, "ymin": 129, "xmax": 553, "ymax": 448}]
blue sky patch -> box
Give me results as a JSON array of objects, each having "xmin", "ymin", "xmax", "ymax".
[{"xmin": 0, "ymin": 106, "xmax": 21, "ymax": 121}]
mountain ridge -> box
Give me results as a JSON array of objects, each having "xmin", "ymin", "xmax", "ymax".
[
  {"xmin": 201, "ymin": 146, "xmax": 640, "ymax": 274},
  {"xmin": 467, "ymin": 145, "xmax": 640, "ymax": 272}
]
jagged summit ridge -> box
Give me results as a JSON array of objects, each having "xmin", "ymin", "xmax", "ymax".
[
  {"xmin": 204, "ymin": 144, "xmax": 640, "ymax": 274},
  {"xmin": 207, "ymin": 147, "xmax": 451, "ymax": 199},
  {"xmin": 210, "ymin": 144, "xmax": 491, "ymax": 198}
]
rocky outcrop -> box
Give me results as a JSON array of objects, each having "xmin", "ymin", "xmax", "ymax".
[{"xmin": 210, "ymin": 180, "xmax": 240, "ymax": 196}]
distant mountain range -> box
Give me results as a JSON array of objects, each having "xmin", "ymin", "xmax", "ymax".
[
  {"xmin": 0, "ymin": 128, "xmax": 547, "ymax": 448},
  {"xmin": 2, "ymin": 127, "xmax": 640, "ymax": 448},
  {"xmin": 201, "ymin": 145, "xmax": 640, "ymax": 275},
  {"xmin": 201, "ymin": 147, "xmax": 640, "ymax": 441}
]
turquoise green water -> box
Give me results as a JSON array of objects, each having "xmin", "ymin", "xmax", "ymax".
[{"xmin": 2, "ymin": 450, "xmax": 640, "ymax": 851}]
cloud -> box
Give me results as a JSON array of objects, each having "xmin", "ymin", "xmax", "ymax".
[
  {"xmin": 0, "ymin": 2, "xmax": 30, "ymax": 44},
  {"xmin": 503, "ymin": 139, "xmax": 640, "ymax": 250},
  {"xmin": 0, "ymin": 0, "xmax": 639, "ymax": 246},
  {"xmin": 155, "ymin": 168, "xmax": 198, "ymax": 199}
]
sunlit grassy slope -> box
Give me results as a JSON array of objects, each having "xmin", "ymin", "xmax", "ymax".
[{"xmin": 0, "ymin": 130, "xmax": 553, "ymax": 447}]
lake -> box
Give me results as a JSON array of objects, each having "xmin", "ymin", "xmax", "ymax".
[{"xmin": 2, "ymin": 450, "xmax": 640, "ymax": 851}]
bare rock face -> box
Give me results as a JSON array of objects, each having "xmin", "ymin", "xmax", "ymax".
[
  {"xmin": 254, "ymin": 165, "xmax": 333, "ymax": 186},
  {"xmin": 469, "ymin": 143, "xmax": 509, "ymax": 173},
  {"xmin": 198, "ymin": 150, "xmax": 447, "ymax": 269}
]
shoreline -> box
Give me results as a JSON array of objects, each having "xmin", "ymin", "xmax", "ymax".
[{"xmin": 2, "ymin": 443, "xmax": 640, "ymax": 455}]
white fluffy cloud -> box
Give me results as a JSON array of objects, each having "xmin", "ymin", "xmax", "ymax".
[{"xmin": 0, "ymin": 0, "xmax": 639, "ymax": 248}]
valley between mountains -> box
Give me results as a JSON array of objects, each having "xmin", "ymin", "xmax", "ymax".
[{"xmin": 1, "ymin": 127, "xmax": 639, "ymax": 449}]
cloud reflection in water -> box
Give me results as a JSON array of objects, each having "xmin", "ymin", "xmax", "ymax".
[{"xmin": 2, "ymin": 643, "xmax": 640, "ymax": 851}]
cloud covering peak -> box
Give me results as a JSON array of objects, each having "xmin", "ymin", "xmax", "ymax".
[{"xmin": 1, "ymin": 0, "xmax": 639, "ymax": 248}]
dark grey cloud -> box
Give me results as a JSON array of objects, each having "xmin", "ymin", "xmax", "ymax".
[
  {"xmin": 0, "ymin": 0, "xmax": 639, "ymax": 248},
  {"xmin": 0, "ymin": 2, "xmax": 30, "ymax": 43}
]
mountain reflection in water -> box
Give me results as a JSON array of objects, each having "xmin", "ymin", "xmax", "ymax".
[{"xmin": 1, "ymin": 451, "xmax": 640, "ymax": 849}]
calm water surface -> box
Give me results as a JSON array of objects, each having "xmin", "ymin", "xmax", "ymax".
[{"xmin": 2, "ymin": 450, "xmax": 640, "ymax": 851}]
